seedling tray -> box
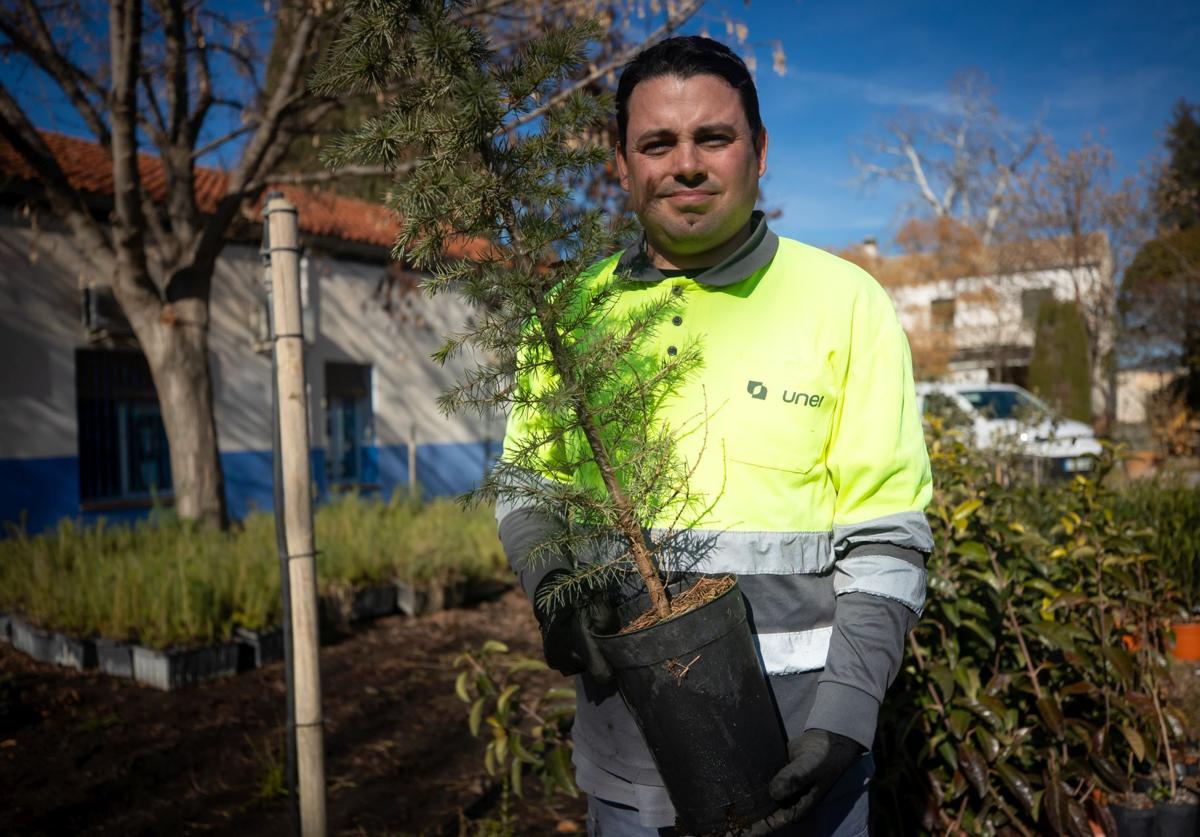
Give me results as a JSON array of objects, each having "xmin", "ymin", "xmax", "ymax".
[{"xmin": 132, "ymin": 643, "xmax": 239, "ymax": 691}]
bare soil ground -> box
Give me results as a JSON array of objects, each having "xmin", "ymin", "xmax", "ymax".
[{"xmin": 0, "ymin": 589, "xmax": 587, "ymax": 836}]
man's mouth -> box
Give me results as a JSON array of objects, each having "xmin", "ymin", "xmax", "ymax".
[{"xmin": 664, "ymin": 190, "xmax": 715, "ymax": 204}]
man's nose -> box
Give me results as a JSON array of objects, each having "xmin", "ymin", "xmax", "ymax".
[{"xmin": 671, "ymin": 142, "xmax": 705, "ymax": 183}]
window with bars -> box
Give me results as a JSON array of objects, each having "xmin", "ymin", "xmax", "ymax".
[
  {"xmin": 75, "ymin": 349, "xmax": 172, "ymax": 504},
  {"xmin": 325, "ymin": 362, "xmax": 375, "ymax": 487}
]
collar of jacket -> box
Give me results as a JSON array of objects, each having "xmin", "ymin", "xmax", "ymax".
[{"xmin": 615, "ymin": 210, "xmax": 780, "ymax": 287}]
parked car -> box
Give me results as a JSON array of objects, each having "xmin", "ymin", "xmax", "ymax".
[{"xmin": 915, "ymin": 382, "xmax": 1102, "ymax": 475}]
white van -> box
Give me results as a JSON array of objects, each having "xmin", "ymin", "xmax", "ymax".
[{"xmin": 915, "ymin": 382, "xmax": 1102, "ymax": 474}]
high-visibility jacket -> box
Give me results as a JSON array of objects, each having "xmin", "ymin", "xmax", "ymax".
[{"xmin": 496, "ymin": 214, "xmax": 933, "ymax": 820}]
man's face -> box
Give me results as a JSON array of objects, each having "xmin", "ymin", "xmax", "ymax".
[{"xmin": 616, "ymin": 73, "xmax": 768, "ymax": 269}]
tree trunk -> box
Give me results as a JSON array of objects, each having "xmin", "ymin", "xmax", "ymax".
[{"xmin": 134, "ymin": 295, "xmax": 228, "ymax": 530}]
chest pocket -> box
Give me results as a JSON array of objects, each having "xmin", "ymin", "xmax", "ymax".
[{"xmin": 713, "ymin": 352, "xmax": 840, "ymax": 477}]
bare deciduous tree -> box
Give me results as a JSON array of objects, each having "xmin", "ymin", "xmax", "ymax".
[{"xmin": 855, "ymin": 71, "xmax": 1041, "ymax": 246}]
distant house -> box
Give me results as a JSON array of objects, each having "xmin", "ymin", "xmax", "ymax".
[
  {"xmin": 843, "ymin": 232, "xmax": 1115, "ymax": 419},
  {"xmin": 0, "ymin": 132, "xmax": 503, "ymax": 534}
]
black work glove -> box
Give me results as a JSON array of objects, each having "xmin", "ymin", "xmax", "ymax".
[
  {"xmin": 532, "ymin": 571, "xmax": 615, "ymax": 685},
  {"xmin": 767, "ymin": 729, "xmax": 864, "ymax": 824}
]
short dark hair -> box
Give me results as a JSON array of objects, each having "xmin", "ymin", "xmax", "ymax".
[{"xmin": 615, "ymin": 36, "xmax": 763, "ymax": 155}]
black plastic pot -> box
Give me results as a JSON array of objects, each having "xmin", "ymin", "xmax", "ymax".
[
  {"xmin": 52, "ymin": 632, "xmax": 96, "ymax": 671},
  {"xmin": 95, "ymin": 639, "xmax": 134, "ymax": 678},
  {"xmin": 10, "ymin": 617, "xmax": 56, "ymax": 664},
  {"xmin": 395, "ymin": 581, "xmax": 429, "ymax": 617},
  {"xmin": 1111, "ymin": 803, "xmax": 1156, "ymax": 837},
  {"xmin": 593, "ymin": 579, "xmax": 787, "ymax": 835},
  {"xmin": 352, "ymin": 585, "xmax": 397, "ymax": 621},
  {"xmin": 235, "ymin": 627, "xmax": 284, "ymax": 671},
  {"xmin": 1154, "ymin": 800, "xmax": 1199, "ymax": 836},
  {"xmin": 132, "ymin": 643, "xmax": 240, "ymax": 691}
]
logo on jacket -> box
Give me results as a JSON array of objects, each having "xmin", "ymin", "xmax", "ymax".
[{"xmin": 746, "ymin": 379, "xmax": 827, "ymax": 408}]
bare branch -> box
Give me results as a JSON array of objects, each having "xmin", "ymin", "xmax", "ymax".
[
  {"xmin": 0, "ymin": 0, "xmax": 111, "ymax": 146},
  {"xmin": 187, "ymin": 8, "xmax": 214, "ymax": 141},
  {"xmin": 500, "ymin": 0, "xmax": 701, "ymax": 138},
  {"xmin": 191, "ymin": 123, "xmax": 255, "ymax": 159}
]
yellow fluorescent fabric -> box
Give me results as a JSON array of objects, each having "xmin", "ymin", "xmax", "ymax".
[{"xmin": 501, "ymin": 238, "xmax": 932, "ymax": 536}]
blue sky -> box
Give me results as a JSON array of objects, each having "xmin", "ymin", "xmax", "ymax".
[
  {"xmin": 4, "ymin": 0, "xmax": 1196, "ymax": 252},
  {"xmin": 693, "ymin": 0, "xmax": 1198, "ymax": 249}
]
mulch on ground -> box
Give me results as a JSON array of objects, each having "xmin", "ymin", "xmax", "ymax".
[{"xmin": 0, "ymin": 589, "xmax": 587, "ymax": 836}]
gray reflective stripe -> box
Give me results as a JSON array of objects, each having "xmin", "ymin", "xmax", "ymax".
[
  {"xmin": 754, "ymin": 626, "xmax": 833, "ymax": 675},
  {"xmin": 834, "ymin": 553, "xmax": 928, "ymax": 614},
  {"xmin": 649, "ymin": 528, "xmax": 833, "ymax": 575},
  {"xmin": 833, "ymin": 511, "xmax": 934, "ymax": 558}
]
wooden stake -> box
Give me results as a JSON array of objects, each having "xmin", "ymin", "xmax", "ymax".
[{"xmin": 268, "ymin": 195, "xmax": 327, "ymax": 837}]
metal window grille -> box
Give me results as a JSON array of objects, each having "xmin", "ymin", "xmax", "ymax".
[
  {"xmin": 324, "ymin": 362, "xmax": 374, "ymax": 487},
  {"xmin": 75, "ymin": 348, "xmax": 172, "ymax": 503}
]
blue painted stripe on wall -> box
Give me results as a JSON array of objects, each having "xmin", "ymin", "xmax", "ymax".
[{"xmin": 1, "ymin": 441, "xmax": 501, "ymax": 535}]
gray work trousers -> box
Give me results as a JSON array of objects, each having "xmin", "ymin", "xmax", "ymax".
[{"xmin": 585, "ymin": 754, "xmax": 873, "ymax": 836}]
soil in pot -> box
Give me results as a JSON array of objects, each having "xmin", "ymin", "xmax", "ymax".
[
  {"xmin": 593, "ymin": 576, "xmax": 787, "ymax": 835},
  {"xmin": 1169, "ymin": 621, "xmax": 1200, "ymax": 662}
]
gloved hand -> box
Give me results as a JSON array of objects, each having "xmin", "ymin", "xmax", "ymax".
[
  {"xmin": 533, "ymin": 572, "xmax": 615, "ymax": 684},
  {"xmin": 767, "ymin": 729, "xmax": 864, "ymax": 823}
]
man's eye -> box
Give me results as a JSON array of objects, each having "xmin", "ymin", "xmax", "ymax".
[
  {"xmin": 642, "ymin": 141, "xmax": 670, "ymax": 154},
  {"xmin": 700, "ymin": 136, "xmax": 732, "ymax": 147}
]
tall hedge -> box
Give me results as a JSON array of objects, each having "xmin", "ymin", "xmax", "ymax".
[{"xmin": 1029, "ymin": 298, "xmax": 1093, "ymax": 423}]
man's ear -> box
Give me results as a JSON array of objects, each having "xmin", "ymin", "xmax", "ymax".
[
  {"xmin": 756, "ymin": 128, "xmax": 769, "ymax": 178},
  {"xmin": 615, "ymin": 143, "xmax": 630, "ymax": 192}
]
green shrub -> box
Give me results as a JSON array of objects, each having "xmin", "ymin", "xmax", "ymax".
[
  {"xmin": 0, "ymin": 495, "xmax": 504, "ymax": 649},
  {"xmin": 1029, "ymin": 299, "xmax": 1092, "ymax": 424},
  {"xmin": 872, "ymin": 421, "xmax": 1186, "ymax": 835},
  {"xmin": 1113, "ymin": 480, "xmax": 1200, "ymax": 615}
]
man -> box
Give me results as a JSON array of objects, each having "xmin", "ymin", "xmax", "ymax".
[{"xmin": 496, "ymin": 36, "xmax": 933, "ymax": 836}]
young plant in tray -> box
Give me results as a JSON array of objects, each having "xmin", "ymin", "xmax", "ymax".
[{"xmin": 314, "ymin": 2, "xmax": 787, "ymax": 830}]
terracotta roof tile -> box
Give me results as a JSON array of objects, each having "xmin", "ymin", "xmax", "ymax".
[{"xmin": 0, "ymin": 131, "xmax": 486, "ymax": 259}]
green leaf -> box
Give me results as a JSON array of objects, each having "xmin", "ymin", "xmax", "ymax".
[
  {"xmin": 996, "ymin": 762, "xmax": 1036, "ymax": 815},
  {"xmin": 506, "ymin": 657, "xmax": 549, "ymax": 674},
  {"xmin": 1036, "ymin": 695, "xmax": 1065, "ymax": 738},
  {"xmin": 480, "ymin": 639, "xmax": 509, "ymax": 655},
  {"xmin": 510, "ymin": 754, "xmax": 523, "ymax": 797},
  {"xmin": 1102, "ymin": 645, "xmax": 1135, "ymax": 683},
  {"xmin": 961, "ymin": 618, "xmax": 997, "ymax": 651},
  {"xmin": 974, "ymin": 727, "xmax": 1000, "ymax": 762},
  {"xmin": 1088, "ymin": 753, "xmax": 1129, "ymax": 793},
  {"xmin": 1119, "ymin": 724, "xmax": 1146, "ymax": 761},
  {"xmin": 454, "ymin": 670, "xmax": 472, "ymax": 703},
  {"xmin": 953, "ymin": 499, "xmax": 983, "ymax": 522},
  {"xmin": 958, "ymin": 743, "xmax": 989, "ymax": 797},
  {"xmin": 496, "ymin": 683, "xmax": 521, "ymax": 718},
  {"xmin": 547, "ymin": 745, "xmax": 577, "ymax": 798},
  {"xmin": 1043, "ymin": 775, "xmax": 1070, "ymax": 836},
  {"xmin": 509, "ymin": 732, "xmax": 541, "ymax": 766},
  {"xmin": 541, "ymin": 687, "xmax": 576, "ymax": 703},
  {"xmin": 468, "ymin": 697, "xmax": 486, "ymax": 737},
  {"xmin": 930, "ymin": 664, "xmax": 956, "ymax": 703}
]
